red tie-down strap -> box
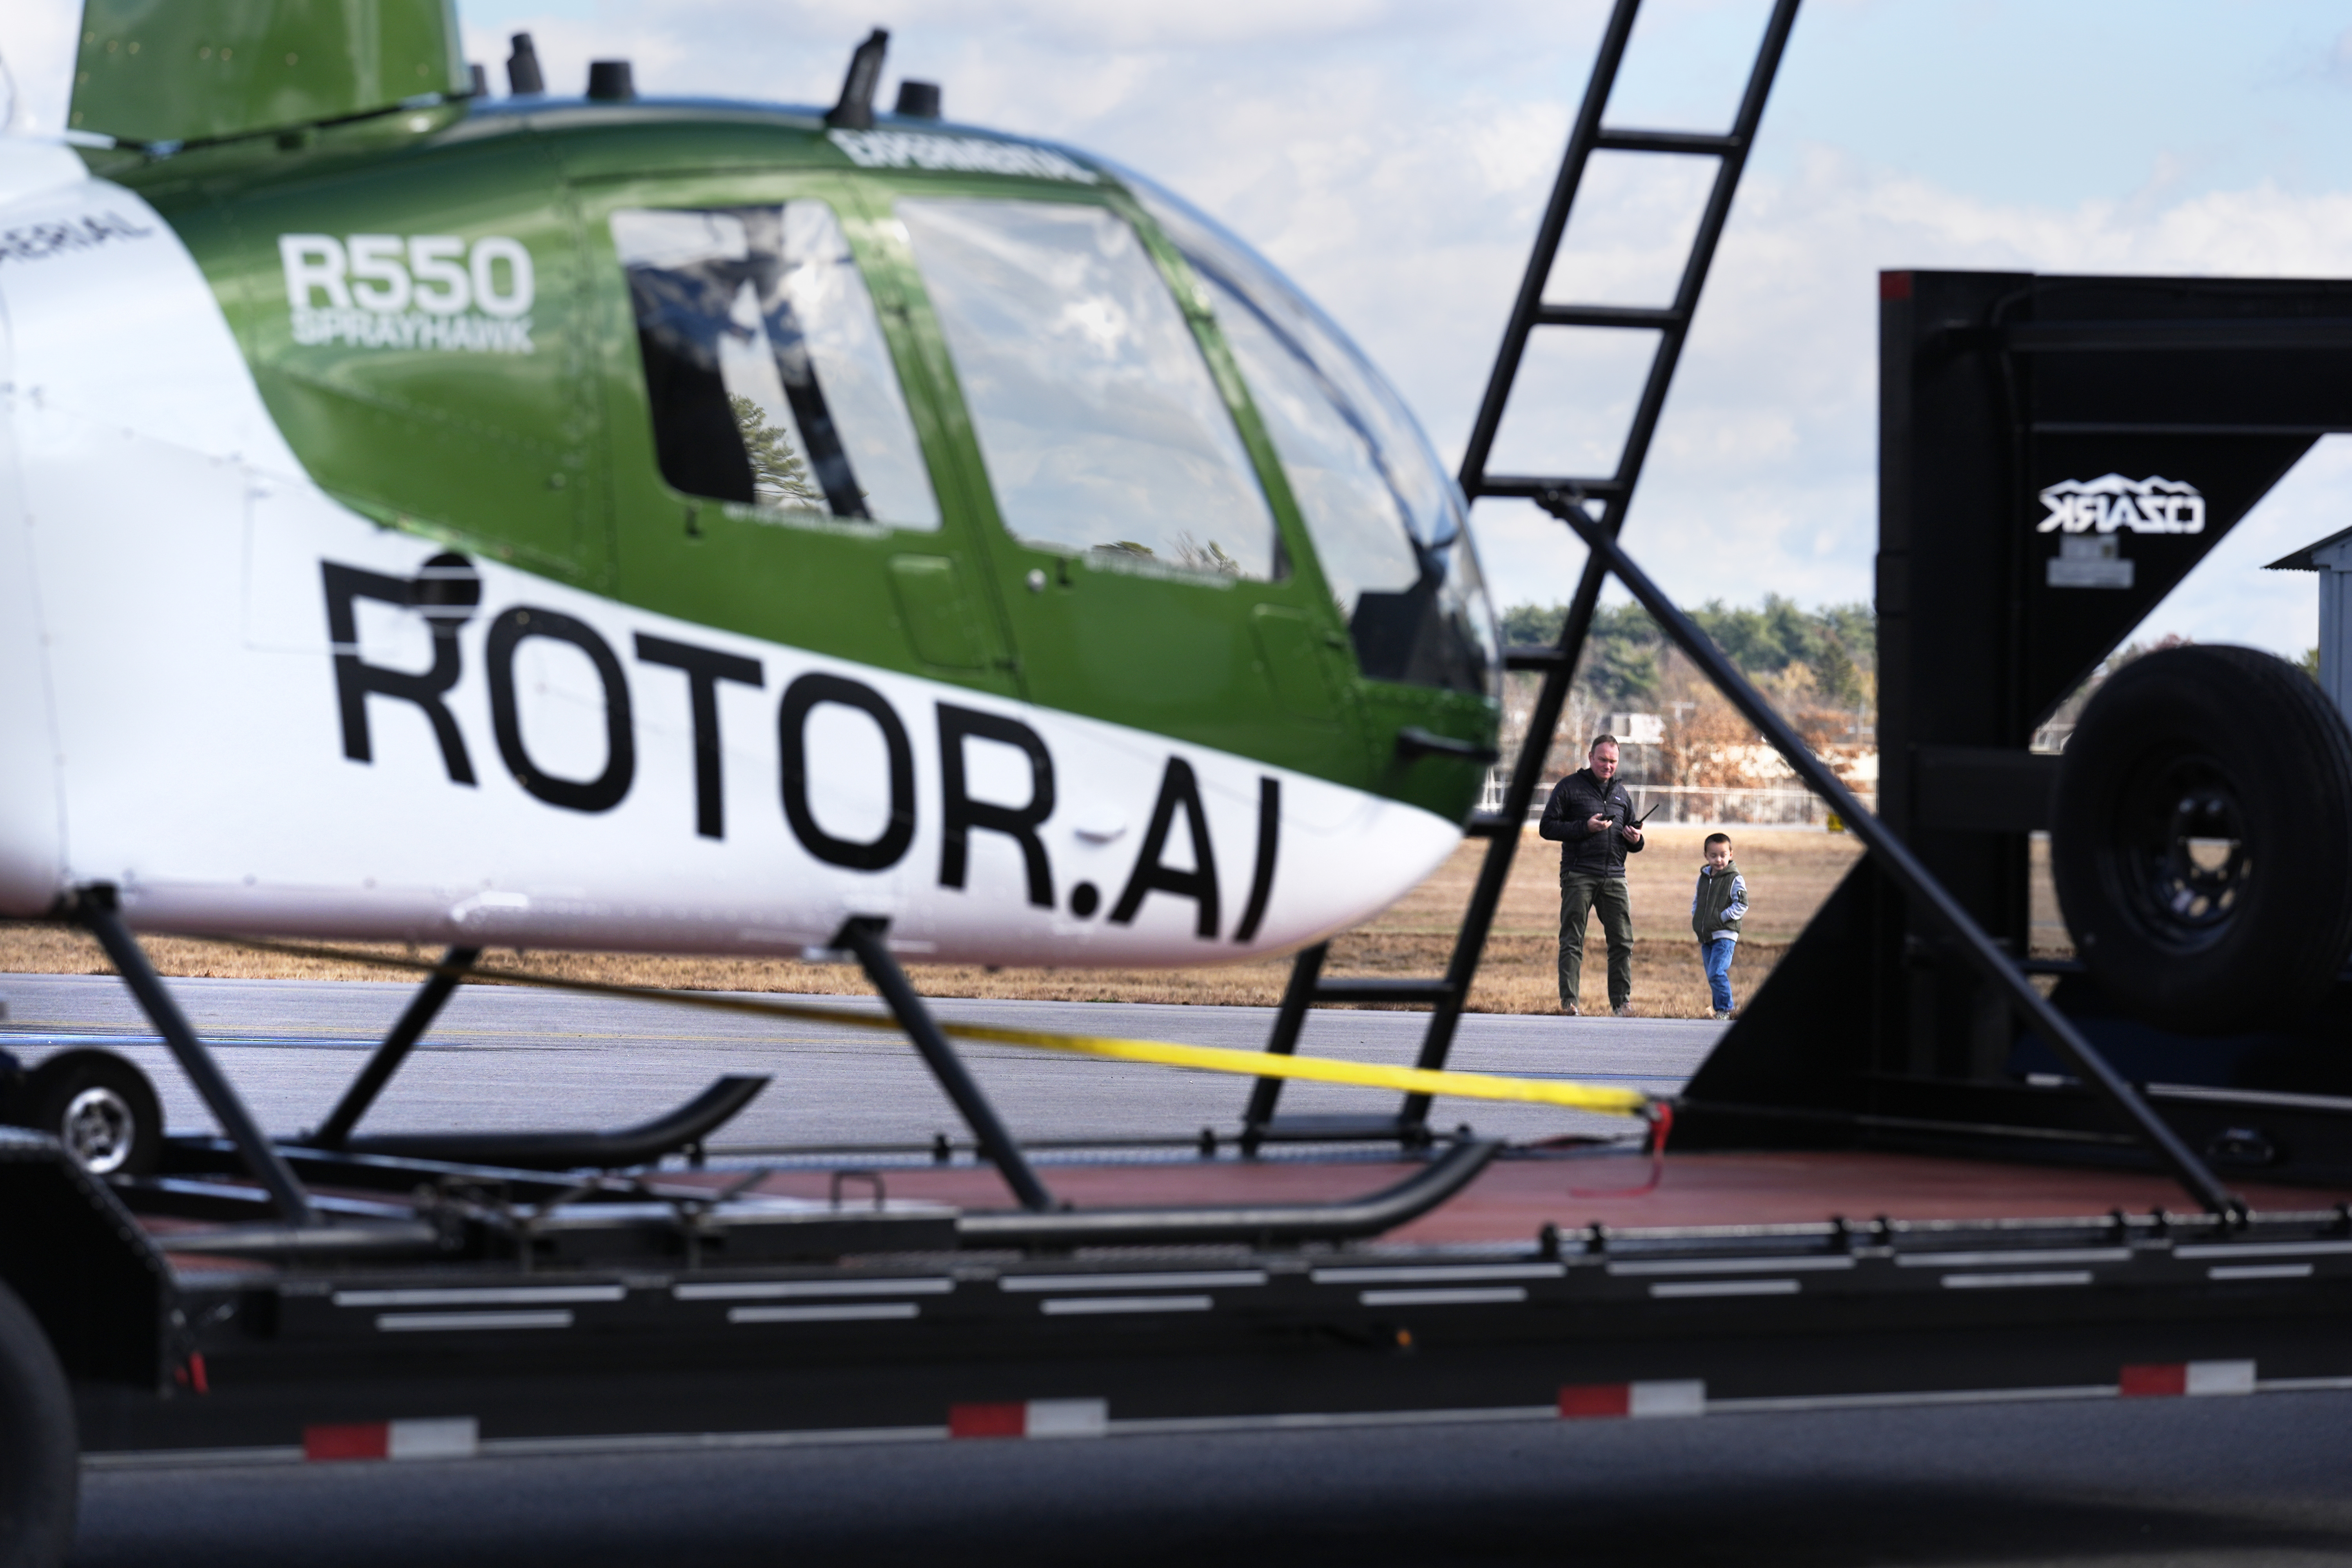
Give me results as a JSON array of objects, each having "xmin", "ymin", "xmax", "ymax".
[{"xmin": 1570, "ymin": 1101, "xmax": 1673, "ymax": 1198}]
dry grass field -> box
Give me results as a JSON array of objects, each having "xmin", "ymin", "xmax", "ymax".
[{"xmin": 0, "ymin": 826, "xmax": 1908, "ymax": 1018}]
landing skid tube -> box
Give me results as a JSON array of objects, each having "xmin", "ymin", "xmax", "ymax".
[
  {"xmin": 65, "ymin": 893, "xmax": 1501, "ymax": 1263},
  {"xmin": 330, "ymin": 1075, "xmax": 770, "ymax": 1171}
]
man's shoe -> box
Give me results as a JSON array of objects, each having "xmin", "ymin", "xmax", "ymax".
[
  {"xmin": 1612, "ymin": 1004, "xmax": 1633, "ymax": 1018},
  {"xmin": 1562, "ymin": 1003, "xmax": 1579, "ymax": 1017}
]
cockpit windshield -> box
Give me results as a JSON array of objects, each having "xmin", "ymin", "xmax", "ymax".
[
  {"xmin": 1123, "ymin": 172, "xmax": 1500, "ymax": 697},
  {"xmin": 897, "ymin": 197, "xmax": 1280, "ymax": 579}
]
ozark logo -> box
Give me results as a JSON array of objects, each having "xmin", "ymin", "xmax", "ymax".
[{"xmin": 2036, "ymin": 474, "xmax": 2205, "ymax": 535}]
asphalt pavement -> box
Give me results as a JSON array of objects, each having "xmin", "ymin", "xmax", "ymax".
[
  {"xmin": 0, "ymin": 970, "xmax": 1715, "ymax": 1151},
  {"xmin": 71, "ymin": 1392, "xmax": 2352, "ymax": 1567}
]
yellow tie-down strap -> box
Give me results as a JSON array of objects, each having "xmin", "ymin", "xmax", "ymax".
[
  {"xmin": 212, "ymin": 936, "xmax": 1655, "ymax": 1122},
  {"xmin": 932, "ymin": 1020, "xmax": 1652, "ymax": 1119}
]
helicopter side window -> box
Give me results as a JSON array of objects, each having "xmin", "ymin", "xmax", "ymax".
[
  {"xmin": 896, "ymin": 198, "xmax": 1278, "ymax": 579},
  {"xmin": 612, "ymin": 203, "xmax": 938, "ymax": 528}
]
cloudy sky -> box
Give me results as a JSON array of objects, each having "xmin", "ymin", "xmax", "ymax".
[{"xmin": 11, "ymin": 0, "xmax": 2352, "ymax": 655}]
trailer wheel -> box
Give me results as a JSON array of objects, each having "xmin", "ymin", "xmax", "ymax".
[
  {"xmin": 2052, "ymin": 644, "xmax": 2352, "ymax": 1033},
  {"xmin": 14, "ymin": 1050, "xmax": 162, "ymax": 1178},
  {"xmin": 0, "ymin": 1278, "xmax": 76, "ymax": 1568}
]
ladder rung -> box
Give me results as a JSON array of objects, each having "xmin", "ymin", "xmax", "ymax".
[
  {"xmin": 1503, "ymin": 644, "xmax": 1569, "ymax": 670},
  {"xmin": 1465, "ymin": 813, "xmax": 1522, "ymax": 838},
  {"xmin": 1475, "ymin": 475, "xmax": 1628, "ymax": 501},
  {"xmin": 1594, "ymin": 127, "xmax": 1740, "ymax": 155},
  {"xmin": 1537, "ymin": 304, "xmax": 1683, "ymax": 330},
  {"xmin": 1312, "ymin": 978, "xmax": 1457, "ymax": 1005}
]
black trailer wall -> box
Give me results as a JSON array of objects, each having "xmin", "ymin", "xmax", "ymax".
[{"xmin": 1682, "ymin": 268, "xmax": 2352, "ymax": 1164}]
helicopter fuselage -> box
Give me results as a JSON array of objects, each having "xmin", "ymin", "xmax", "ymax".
[{"xmin": 0, "ymin": 97, "xmax": 1501, "ymax": 966}]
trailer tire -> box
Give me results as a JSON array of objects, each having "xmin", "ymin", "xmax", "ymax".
[
  {"xmin": 2053, "ymin": 644, "xmax": 2352, "ymax": 1033},
  {"xmin": 0, "ymin": 1278, "xmax": 76, "ymax": 1568},
  {"xmin": 13, "ymin": 1050, "xmax": 162, "ymax": 1178}
]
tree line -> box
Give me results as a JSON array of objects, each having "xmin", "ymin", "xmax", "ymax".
[{"xmin": 1500, "ymin": 596, "xmax": 1877, "ymax": 715}]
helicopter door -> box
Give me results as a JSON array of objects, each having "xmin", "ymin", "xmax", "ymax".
[
  {"xmin": 887, "ymin": 195, "xmax": 1356, "ymax": 775},
  {"xmin": 586, "ymin": 181, "xmax": 1013, "ymax": 695}
]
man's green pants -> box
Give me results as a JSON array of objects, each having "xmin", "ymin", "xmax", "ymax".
[{"xmin": 1558, "ymin": 872, "xmax": 1633, "ymax": 1013}]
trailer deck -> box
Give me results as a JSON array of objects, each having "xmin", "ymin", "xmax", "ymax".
[
  {"xmin": 26, "ymin": 1127, "xmax": 2352, "ymax": 1466},
  {"xmin": 682, "ymin": 1148, "xmax": 2352, "ymax": 1234}
]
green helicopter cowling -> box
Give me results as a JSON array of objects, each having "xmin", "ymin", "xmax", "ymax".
[{"xmin": 69, "ymin": 12, "xmax": 1501, "ymax": 828}]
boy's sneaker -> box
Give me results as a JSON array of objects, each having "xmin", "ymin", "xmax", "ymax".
[{"xmin": 1612, "ymin": 1004, "xmax": 1633, "ymax": 1018}]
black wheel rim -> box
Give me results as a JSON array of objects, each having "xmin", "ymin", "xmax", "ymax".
[{"xmin": 2108, "ymin": 747, "xmax": 2250, "ymax": 954}]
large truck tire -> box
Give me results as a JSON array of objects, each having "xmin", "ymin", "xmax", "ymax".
[
  {"xmin": 0, "ymin": 1278, "xmax": 76, "ymax": 1568},
  {"xmin": 2052, "ymin": 644, "xmax": 2352, "ymax": 1033},
  {"xmin": 11, "ymin": 1050, "xmax": 162, "ymax": 1178}
]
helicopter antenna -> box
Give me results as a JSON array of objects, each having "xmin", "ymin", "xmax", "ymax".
[
  {"xmin": 507, "ymin": 33, "xmax": 545, "ymax": 95},
  {"xmin": 826, "ymin": 29, "xmax": 890, "ymax": 130}
]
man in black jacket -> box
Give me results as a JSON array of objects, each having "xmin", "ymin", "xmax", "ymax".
[{"xmin": 1538, "ymin": 734, "xmax": 1645, "ymax": 1016}]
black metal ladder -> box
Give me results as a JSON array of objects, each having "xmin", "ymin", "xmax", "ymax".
[{"xmin": 1242, "ymin": 0, "xmax": 1803, "ymax": 1150}]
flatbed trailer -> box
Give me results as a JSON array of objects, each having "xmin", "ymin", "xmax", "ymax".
[
  {"xmin": 16, "ymin": 1120, "xmax": 2352, "ymax": 1472},
  {"xmin": 6, "ymin": 1115, "xmax": 2348, "ymax": 1464}
]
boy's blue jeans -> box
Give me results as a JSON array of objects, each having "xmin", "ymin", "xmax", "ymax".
[{"xmin": 1702, "ymin": 936, "xmax": 1737, "ymax": 1013}]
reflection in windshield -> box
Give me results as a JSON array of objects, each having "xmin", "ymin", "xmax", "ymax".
[
  {"xmin": 898, "ymin": 198, "xmax": 1279, "ymax": 580},
  {"xmin": 1197, "ymin": 270, "xmax": 1422, "ymax": 616},
  {"xmin": 613, "ymin": 202, "xmax": 938, "ymax": 528},
  {"xmin": 1125, "ymin": 176, "xmax": 1499, "ymax": 697}
]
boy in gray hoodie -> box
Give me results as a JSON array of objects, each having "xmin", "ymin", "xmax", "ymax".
[{"xmin": 1691, "ymin": 833, "xmax": 1748, "ymax": 1020}]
